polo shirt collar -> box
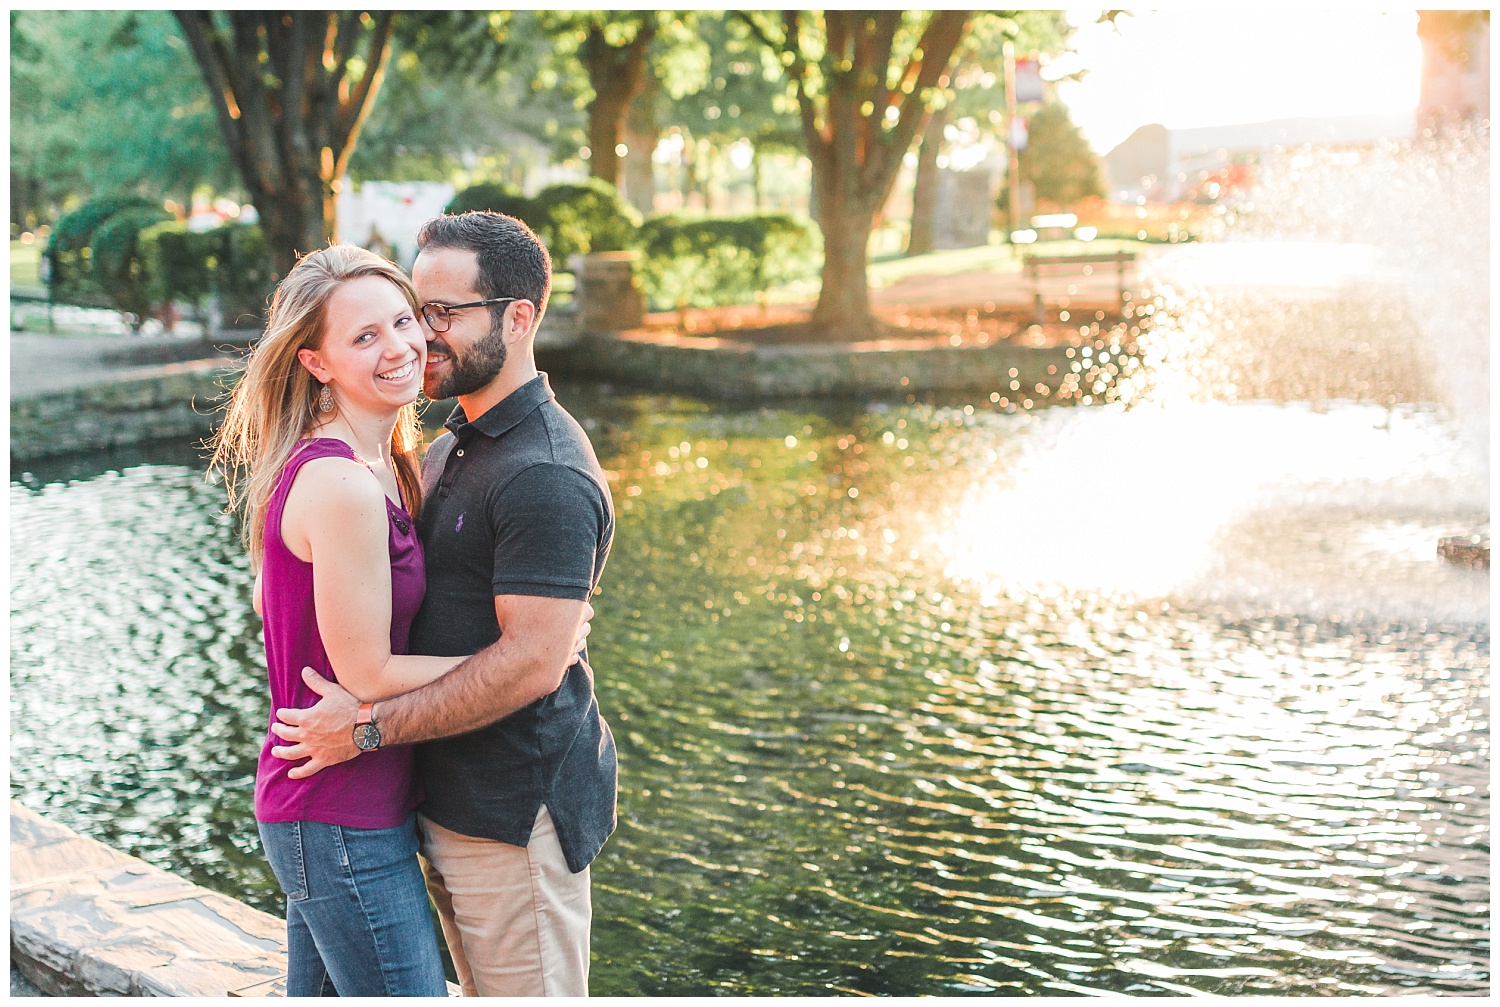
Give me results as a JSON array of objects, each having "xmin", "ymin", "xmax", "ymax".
[{"xmin": 444, "ymin": 373, "xmax": 555, "ymax": 439}]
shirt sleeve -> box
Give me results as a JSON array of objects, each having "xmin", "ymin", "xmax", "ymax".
[{"xmin": 488, "ymin": 462, "xmax": 609, "ymax": 600}]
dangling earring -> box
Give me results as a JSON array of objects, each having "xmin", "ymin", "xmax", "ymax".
[{"xmin": 317, "ymin": 383, "xmax": 335, "ymax": 414}]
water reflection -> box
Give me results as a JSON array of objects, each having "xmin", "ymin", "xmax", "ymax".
[{"xmin": 12, "ymin": 380, "xmax": 1486, "ymax": 995}]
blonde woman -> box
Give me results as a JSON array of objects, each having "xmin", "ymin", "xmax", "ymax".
[{"xmin": 211, "ymin": 244, "xmax": 456, "ymax": 995}]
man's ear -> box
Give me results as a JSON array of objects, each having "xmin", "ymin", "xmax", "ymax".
[
  {"xmin": 505, "ymin": 300, "xmax": 538, "ymax": 342},
  {"xmin": 296, "ymin": 347, "xmax": 331, "ymax": 383}
]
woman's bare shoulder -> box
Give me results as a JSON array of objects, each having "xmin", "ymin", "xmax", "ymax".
[{"xmin": 286, "ymin": 454, "xmax": 386, "ymax": 517}]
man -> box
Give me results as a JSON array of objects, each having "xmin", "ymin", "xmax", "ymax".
[{"xmin": 269, "ymin": 212, "xmax": 616, "ymax": 997}]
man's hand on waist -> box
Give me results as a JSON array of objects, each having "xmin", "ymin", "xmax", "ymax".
[{"xmin": 270, "ymin": 668, "xmax": 362, "ymax": 778}]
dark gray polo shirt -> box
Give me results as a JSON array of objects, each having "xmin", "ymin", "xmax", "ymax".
[{"xmin": 409, "ymin": 373, "xmax": 616, "ymax": 873}]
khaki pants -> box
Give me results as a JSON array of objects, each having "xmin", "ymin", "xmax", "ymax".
[{"xmin": 418, "ymin": 807, "xmax": 591, "ymax": 997}]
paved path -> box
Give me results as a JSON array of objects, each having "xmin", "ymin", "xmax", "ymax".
[{"xmin": 8, "ymin": 333, "xmax": 224, "ymax": 398}]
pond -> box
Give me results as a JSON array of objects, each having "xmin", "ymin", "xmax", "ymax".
[{"xmin": 11, "ymin": 372, "xmax": 1487, "ymax": 996}]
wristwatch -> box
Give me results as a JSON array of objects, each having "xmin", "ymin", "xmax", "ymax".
[{"xmin": 352, "ymin": 703, "xmax": 382, "ymax": 752}]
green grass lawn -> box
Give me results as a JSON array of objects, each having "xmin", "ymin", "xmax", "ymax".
[{"xmin": 11, "ymin": 240, "xmax": 43, "ymax": 288}]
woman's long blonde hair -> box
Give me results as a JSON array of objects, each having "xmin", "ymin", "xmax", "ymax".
[{"xmin": 209, "ymin": 243, "xmax": 425, "ymax": 567}]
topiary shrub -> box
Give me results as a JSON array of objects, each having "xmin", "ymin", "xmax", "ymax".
[
  {"xmin": 86, "ymin": 203, "xmax": 174, "ymax": 329},
  {"xmin": 528, "ymin": 178, "xmax": 641, "ymax": 263},
  {"xmin": 140, "ymin": 222, "xmax": 215, "ymax": 310},
  {"xmin": 636, "ymin": 213, "xmax": 820, "ymax": 315},
  {"xmin": 46, "ymin": 196, "xmax": 162, "ymax": 309},
  {"xmin": 445, "ymin": 182, "xmax": 532, "ymax": 220}
]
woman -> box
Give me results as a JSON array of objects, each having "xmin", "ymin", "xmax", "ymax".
[{"xmin": 212, "ymin": 244, "xmax": 587, "ymax": 995}]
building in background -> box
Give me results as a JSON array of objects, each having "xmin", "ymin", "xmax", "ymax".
[
  {"xmin": 1103, "ymin": 111, "xmax": 1417, "ymax": 202},
  {"xmin": 335, "ymin": 181, "xmax": 455, "ymax": 270}
]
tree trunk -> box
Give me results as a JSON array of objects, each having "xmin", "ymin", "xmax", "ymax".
[
  {"xmin": 587, "ymin": 95, "xmax": 628, "ymax": 186},
  {"xmin": 811, "ymin": 195, "xmax": 878, "ymax": 337},
  {"xmin": 753, "ymin": 9, "xmax": 970, "ymax": 340},
  {"xmin": 622, "ymin": 75, "xmax": 658, "ymax": 215},
  {"xmin": 582, "ymin": 22, "xmax": 655, "ymax": 188},
  {"xmin": 173, "ymin": 11, "xmax": 395, "ymax": 281},
  {"xmin": 906, "ymin": 104, "xmax": 951, "ymax": 256},
  {"xmin": 249, "ymin": 164, "xmax": 332, "ymax": 279}
]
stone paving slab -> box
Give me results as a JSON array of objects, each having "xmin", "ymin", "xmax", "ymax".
[
  {"xmin": 11, "ymin": 802, "xmax": 463, "ymax": 997},
  {"xmin": 10, "ymin": 801, "xmax": 286, "ymax": 997}
]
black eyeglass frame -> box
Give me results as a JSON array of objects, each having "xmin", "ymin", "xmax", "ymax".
[{"xmin": 419, "ymin": 296, "xmax": 524, "ymax": 332}]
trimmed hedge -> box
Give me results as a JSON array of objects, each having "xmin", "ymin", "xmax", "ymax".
[
  {"xmin": 46, "ymin": 196, "xmax": 165, "ymax": 312},
  {"xmin": 138, "ymin": 222, "xmax": 274, "ymax": 329},
  {"xmin": 528, "ymin": 179, "xmax": 641, "ymax": 261},
  {"xmin": 444, "ymin": 182, "xmax": 531, "ymax": 219},
  {"xmin": 91, "ymin": 205, "xmax": 174, "ymax": 327},
  {"xmin": 445, "ymin": 178, "xmax": 641, "ymax": 265},
  {"xmin": 637, "ymin": 213, "xmax": 820, "ymax": 312}
]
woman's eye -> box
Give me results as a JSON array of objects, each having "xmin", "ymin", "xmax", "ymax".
[
  {"xmin": 396, "ymin": 314, "xmax": 414, "ymax": 327},
  {"xmin": 355, "ymin": 332, "xmax": 375, "ymax": 344}
]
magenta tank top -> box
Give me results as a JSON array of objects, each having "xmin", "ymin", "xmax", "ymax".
[{"xmin": 254, "ymin": 438, "xmax": 425, "ymax": 828}]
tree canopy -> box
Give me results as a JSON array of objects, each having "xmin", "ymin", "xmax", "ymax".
[{"xmin": 10, "ymin": 10, "xmax": 234, "ymax": 229}]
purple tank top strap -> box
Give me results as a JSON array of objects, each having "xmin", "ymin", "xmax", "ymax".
[{"xmin": 271, "ymin": 439, "xmax": 358, "ymax": 510}]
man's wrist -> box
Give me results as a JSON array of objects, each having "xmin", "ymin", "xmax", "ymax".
[{"xmin": 352, "ymin": 701, "xmax": 382, "ymax": 751}]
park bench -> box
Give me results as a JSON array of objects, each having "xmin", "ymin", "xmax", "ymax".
[{"xmin": 1022, "ymin": 250, "xmax": 1138, "ymax": 322}]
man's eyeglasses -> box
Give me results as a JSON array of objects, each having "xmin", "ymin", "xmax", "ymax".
[{"xmin": 419, "ymin": 297, "xmax": 521, "ymax": 333}]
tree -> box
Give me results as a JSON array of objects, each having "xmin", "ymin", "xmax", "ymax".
[
  {"xmin": 530, "ymin": 12, "xmax": 657, "ymax": 187},
  {"xmin": 1018, "ymin": 101, "xmax": 1106, "ymax": 207},
  {"xmin": 739, "ymin": 10, "xmax": 972, "ymax": 339},
  {"xmin": 906, "ymin": 11, "xmax": 1072, "ymax": 255},
  {"xmin": 660, "ymin": 15, "xmax": 804, "ymax": 212},
  {"xmin": 10, "ymin": 10, "xmax": 235, "ymax": 230},
  {"xmin": 348, "ymin": 14, "xmax": 588, "ymax": 184},
  {"xmin": 531, "ymin": 12, "xmax": 712, "ymax": 189},
  {"xmin": 172, "ymin": 11, "xmax": 396, "ymax": 278}
]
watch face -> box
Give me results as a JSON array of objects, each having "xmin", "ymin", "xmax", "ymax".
[{"xmin": 353, "ymin": 722, "xmax": 381, "ymax": 752}]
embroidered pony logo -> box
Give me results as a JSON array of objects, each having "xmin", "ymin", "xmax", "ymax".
[{"xmin": 455, "ymin": 512, "xmax": 465, "ymax": 533}]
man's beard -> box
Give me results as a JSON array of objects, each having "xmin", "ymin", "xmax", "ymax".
[{"xmin": 425, "ymin": 322, "xmax": 508, "ymax": 400}]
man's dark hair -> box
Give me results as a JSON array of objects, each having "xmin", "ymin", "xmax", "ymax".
[{"xmin": 416, "ymin": 211, "xmax": 552, "ymax": 326}]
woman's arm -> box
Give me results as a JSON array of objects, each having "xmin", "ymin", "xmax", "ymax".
[{"xmin": 281, "ymin": 456, "xmax": 464, "ymax": 703}]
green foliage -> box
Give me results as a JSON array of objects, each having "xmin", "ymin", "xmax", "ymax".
[
  {"xmin": 636, "ymin": 213, "xmax": 819, "ymax": 311},
  {"xmin": 139, "ymin": 222, "xmax": 274, "ymax": 328},
  {"xmin": 139, "ymin": 222, "xmax": 214, "ymax": 307},
  {"xmin": 217, "ymin": 224, "xmax": 274, "ymax": 326},
  {"xmin": 91, "ymin": 205, "xmax": 174, "ymax": 325},
  {"xmin": 1018, "ymin": 102, "xmax": 1107, "ymax": 207},
  {"xmin": 445, "ymin": 183, "xmax": 532, "ymax": 218},
  {"xmin": 663, "ymin": 15, "xmax": 801, "ymax": 153},
  {"xmin": 351, "ymin": 11, "xmax": 588, "ymax": 182},
  {"xmin": 529, "ymin": 179, "xmax": 642, "ymax": 261},
  {"xmin": 10, "ymin": 10, "xmax": 233, "ymax": 224},
  {"xmin": 444, "ymin": 179, "xmax": 641, "ymax": 263},
  {"xmin": 46, "ymin": 196, "xmax": 163, "ymax": 309}
]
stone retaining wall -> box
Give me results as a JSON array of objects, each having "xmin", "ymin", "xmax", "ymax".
[
  {"xmin": 10, "ymin": 318, "xmax": 1079, "ymax": 464},
  {"xmin": 10, "ymin": 360, "xmax": 234, "ymax": 463},
  {"xmin": 551, "ymin": 329, "xmax": 1077, "ymax": 401},
  {"xmin": 11, "ymin": 802, "xmax": 461, "ymax": 997},
  {"xmin": 10, "ymin": 801, "xmax": 287, "ymax": 997}
]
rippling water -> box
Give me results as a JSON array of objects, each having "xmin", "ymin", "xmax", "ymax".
[{"xmin": 11, "ymin": 378, "xmax": 1487, "ymax": 996}]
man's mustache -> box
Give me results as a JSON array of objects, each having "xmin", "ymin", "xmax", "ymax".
[{"xmin": 426, "ymin": 339, "xmax": 454, "ymax": 357}]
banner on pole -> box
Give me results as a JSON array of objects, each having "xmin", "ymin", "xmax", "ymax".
[{"xmin": 1014, "ymin": 58, "xmax": 1045, "ymax": 104}]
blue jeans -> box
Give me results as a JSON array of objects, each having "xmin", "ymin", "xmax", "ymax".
[{"xmin": 258, "ymin": 813, "xmax": 447, "ymax": 997}]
